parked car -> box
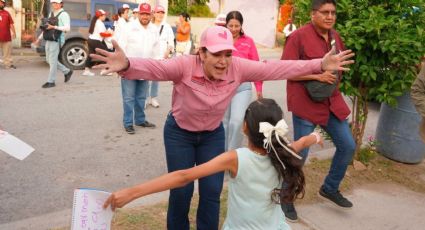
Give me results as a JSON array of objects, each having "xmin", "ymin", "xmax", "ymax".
[{"xmin": 35, "ymin": 0, "xmax": 138, "ymax": 70}]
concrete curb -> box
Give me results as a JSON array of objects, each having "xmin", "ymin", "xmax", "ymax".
[{"xmin": 11, "ymin": 48, "xmax": 39, "ymax": 56}]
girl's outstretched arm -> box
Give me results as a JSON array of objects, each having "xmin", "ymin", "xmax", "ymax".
[
  {"xmin": 290, "ymin": 132, "xmax": 323, "ymax": 153},
  {"xmin": 104, "ymin": 150, "xmax": 238, "ymax": 211}
]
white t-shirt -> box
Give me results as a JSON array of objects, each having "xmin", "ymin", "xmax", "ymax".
[
  {"xmin": 152, "ymin": 22, "xmax": 175, "ymax": 59},
  {"xmin": 89, "ymin": 19, "xmax": 106, "ymax": 41},
  {"xmin": 118, "ymin": 20, "xmax": 159, "ymax": 59},
  {"xmin": 113, "ymin": 17, "xmax": 128, "ymax": 42}
]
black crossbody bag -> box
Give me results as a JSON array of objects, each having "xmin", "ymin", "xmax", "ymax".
[{"xmin": 302, "ymin": 33, "xmax": 340, "ymax": 102}]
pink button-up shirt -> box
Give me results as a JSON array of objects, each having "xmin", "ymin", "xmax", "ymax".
[{"xmin": 122, "ymin": 55, "xmax": 321, "ymax": 131}]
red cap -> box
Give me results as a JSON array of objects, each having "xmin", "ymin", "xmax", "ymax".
[
  {"xmin": 95, "ymin": 9, "xmax": 106, "ymax": 17},
  {"xmin": 139, "ymin": 3, "xmax": 151, "ymax": 14},
  {"xmin": 154, "ymin": 5, "xmax": 165, "ymax": 13}
]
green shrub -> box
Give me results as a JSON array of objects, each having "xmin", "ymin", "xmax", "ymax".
[
  {"xmin": 168, "ymin": 3, "xmax": 187, "ymax": 16},
  {"xmin": 168, "ymin": 1, "xmax": 214, "ymax": 17},
  {"xmin": 188, "ymin": 4, "xmax": 214, "ymax": 17}
]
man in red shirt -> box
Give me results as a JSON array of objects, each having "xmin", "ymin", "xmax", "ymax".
[
  {"xmin": 281, "ymin": 0, "xmax": 355, "ymax": 222},
  {"xmin": 0, "ymin": 0, "xmax": 16, "ymax": 69}
]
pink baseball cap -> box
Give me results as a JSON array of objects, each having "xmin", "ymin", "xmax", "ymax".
[
  {"xmin": 200, "ymin": 26, "xmax": 236, "ymax": 53},
  {"xmin": 154, "ymin": 5, "xmax": 165, "ymax": 13},
  {"xmin": 139, "ymin": 3, "xmax": 151, "ymax": 14}
]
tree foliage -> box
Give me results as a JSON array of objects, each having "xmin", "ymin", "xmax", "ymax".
[{"xmin": 168, "ymin": 0, "xmax": 213, "ymax": 16}]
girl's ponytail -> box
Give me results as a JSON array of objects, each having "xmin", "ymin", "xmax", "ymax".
[
  {"xmin": 88, "ymin": 15, "xmax": 98, "ymax": 35},
  {"xmin": 265, "ymin": 128, "xmax": 305, "ymax": 203},
  {"xmin": 244, "ymin": 98, "xmax": 305, "ymax": 204}
]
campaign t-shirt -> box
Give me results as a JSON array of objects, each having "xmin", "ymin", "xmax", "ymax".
[{"xmin": 0, "ymin": 9, "xmax": 14, "ymax": 42}]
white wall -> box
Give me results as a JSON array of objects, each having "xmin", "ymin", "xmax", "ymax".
[
  {"xmin": 208, "ymin": 0, "xmax": 278, "ymax": 48},
  {"xmin": 10, "ymin": 0, "xmax": 22, "ymax": 47}
]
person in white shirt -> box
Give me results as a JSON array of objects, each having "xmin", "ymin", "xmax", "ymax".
[
  {"xmin": 130, "ymin": 7, "xmax": 139, "ymax": 22},
  {"xmin": 145, "ymin": 5, "xmax": 175, "ymax": 108},
  {"xmin": 118, "ymin": 3, "xmax": 159, "ymax": 134},
  {"xmin": 283, "ymin": 18, "xmax": 297, "ymax": 37},
  {"xmin": 113, "ymin": 6, "xmax": 129, "ymax": 43},
  {"xmin": 83, "ymin": 9, "xmax": 111, "ymax": 76}
]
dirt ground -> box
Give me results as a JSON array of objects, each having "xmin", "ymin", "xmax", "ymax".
[{"xmin": 99, "ymin": 155, "xmax": 425, "ymax": 230}]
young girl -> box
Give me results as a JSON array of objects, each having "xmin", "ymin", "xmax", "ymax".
[{"xmin": 103, "ymin": 98, "xmax": 323, "ymax": 229}]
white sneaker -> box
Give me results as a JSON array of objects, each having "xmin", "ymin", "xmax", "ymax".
[
  {"xmin": 145, "ymin": 97, "xmax": 151, "ymax": 109},
  {"xmin": 100, "ymin": 69, "xmax": 113, "ymax": 76},
  {"xmin": 82, "ymin": 70, "xmax": 95, "ymax": 76},
  {"xmin": 151, "ymin": 98, "xmax": 160, "ymax": 108}
]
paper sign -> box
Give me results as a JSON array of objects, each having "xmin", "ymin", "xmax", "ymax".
[
  {"xmin": 0, "ymin": 130, "xmax": 35, "ymax": 160},
  {"xmin": 71, "ymin": 188, "xmax": 113, "ymax": 230}
]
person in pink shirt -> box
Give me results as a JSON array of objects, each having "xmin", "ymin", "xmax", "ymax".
[
  {"xmin": 92, "ymin": 26, "xmax": 354, "ymax": 230},
  {"xmin": 222, "ymin": 10, "xmax": 262, "ymax": 151}
]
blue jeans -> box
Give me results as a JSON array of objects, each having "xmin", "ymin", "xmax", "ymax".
[
  {"xmin": 293, "ymin": 113, "xmax": 355, "ymax": 193},
  {"xmin": 45, "ymin": 41, "xmax": 70, "ymax": 83},
  {"xmin": 147, "ymin": 81, "xmax": 159, "ymax": 98},
  {"xmin": 223, "ymin": 89, "xmax": 252, "ymax": 151},
  {"xmin": 121, "ymin": 79, "xmax": 149, "ymax": 127},
  {"xmin": 164, "ymin": 113, "xmax": 225, "ymax": 230}
]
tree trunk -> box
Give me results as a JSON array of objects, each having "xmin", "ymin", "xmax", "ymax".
[{"xmin": 351, "ymin": 83, "xmax": 369, "ymax": 160}]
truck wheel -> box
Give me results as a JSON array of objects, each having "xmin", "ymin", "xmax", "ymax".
[{"xmin": 60, "ymin": 40, "xmax": 88, "ymax": 70}]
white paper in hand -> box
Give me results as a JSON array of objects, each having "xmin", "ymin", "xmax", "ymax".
[
  {"xmin": 71, "ymin": 188, "xmax": 114, "ymax": 230},
  {"xmin": 0, "ymin": 130, "xmax": 35, "ymax": 160}
]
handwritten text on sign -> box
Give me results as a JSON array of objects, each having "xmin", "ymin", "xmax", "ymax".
[{"xmin": 72, "ymin": 189, "xmax": 113, "ymax": 230}]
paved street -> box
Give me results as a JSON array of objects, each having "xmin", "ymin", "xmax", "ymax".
[
  {"xmin": 0, "ymin": 54, "xmax": 172, "ymax": 226},
  {"xmin": 0, "ymin": 49, "xmax": 292, "ymax": 228},
  {"xmin": 1, "ymin": 49, "xmax": 422, "ymax": 230}
]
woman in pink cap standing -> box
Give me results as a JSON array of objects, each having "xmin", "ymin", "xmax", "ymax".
[
  {"xmin": 145, "ymin": 5, "xmax": 175, "ymax": 108},
  {"xmin": 92, "ymin": 26, "xmax": 354, "ymax": 230}
]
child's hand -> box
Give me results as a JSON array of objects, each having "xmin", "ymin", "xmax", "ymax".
[{"xmin": 103, "ymin": 188, "xmax": 135, "ymax": 211}]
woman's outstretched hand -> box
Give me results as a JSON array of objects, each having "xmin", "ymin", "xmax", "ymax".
[
  {"xmin": 321, "ymin": 47, "xmax": 355, "ymax": 72},
  {"xmin": 91, "ymin": 40, "xmax": 129, "ymax": 75}
]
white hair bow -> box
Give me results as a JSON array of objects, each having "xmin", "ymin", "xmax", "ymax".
[{"xmin": 259, "ymin": 119, "xmax": 302, "ymax": 170}]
